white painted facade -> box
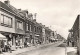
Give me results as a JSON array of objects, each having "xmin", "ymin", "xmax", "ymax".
[{"xmin": 0, "ymin": 10, "xmax": 15, "ymax": 33}]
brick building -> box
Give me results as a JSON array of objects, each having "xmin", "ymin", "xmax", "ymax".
[
  {"xmin": 68, "ymin": 15, "xmax": 80, "ymax": 55},
  {"xmin": 0, "ymin": 0, "xmax": 54, "ymax": 50}
]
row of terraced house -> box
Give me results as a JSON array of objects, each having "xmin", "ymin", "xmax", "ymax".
[{"xmin": 0, "ymin": 0, "xmax": 55, "ymax": 50}]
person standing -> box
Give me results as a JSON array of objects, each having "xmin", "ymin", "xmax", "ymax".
[
  {"xmin": 72, "ymin": 41, "xmax": 74, "ymax": 47},
  {"xmin": 67, "ymin": 41, "xmax": 69, "ymax": 46},
  {"xmin": 4, "ymin": 41, "xmax": 7, "ymax": 52},
  {"xmin": 8, "ymin": 41, "xmax": 12, "ymax": 53},
  {"xmin": 0, "ymin": 40, "xmax": 2, "ymax": 54}
]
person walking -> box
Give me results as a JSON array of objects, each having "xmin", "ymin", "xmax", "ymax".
[{"xmin": 7, "ymin": 41, "xmax": 12, "ymax": 53}]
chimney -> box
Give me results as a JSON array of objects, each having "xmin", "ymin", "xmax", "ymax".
[
  {"xmin": 33, "ymin": 19, "xmax": 36, "ymax": 22},
  {"xmin": 40, "ymin": 23, "xmax": 42, "ymax": 25},
  {"xmin": 18, "ymin": 9, "xmax": 21, "ymax": 11},
  {"xmin": 23, "ymin": 10, "xmax": 28, "ymax": 14},
  {"xmin": 4, "ymin": 0, "xmax": 10, "ymax": 5},
  {"xmin": 25, "ymin": 10, "xmax": 28, "ymax": 14}
]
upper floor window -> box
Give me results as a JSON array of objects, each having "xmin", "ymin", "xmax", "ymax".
[
  {"xmin": 1, "ymin": 14, "xmax": 4, "ymax": 24},
  {"xmin": 37, "ymin": 27, "xmax": 38, "ymax": 32},
  {"xmin": 26, "ymin": 23, "xmax": 29, "ymax": 31},
  {"xmin": 30, "ymin": 25, "xmax": 32, "ymax": 32},
  {"xmin": 39, "ymin": 28, "xmax": 41, "ymax": 33},
  {"xmin": 0, "ymin": 14, "xmax": 12, "ymax": 27},
  {"xmin": 34, "ymin": 26, "xmax": 36, "ymax": 32},
  {"xmin": 17, "ymin": 20, "xmax": 23, "ymax": 30}
]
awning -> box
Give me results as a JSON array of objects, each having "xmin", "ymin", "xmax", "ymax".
[
  {"xmin": 0, "ymin": 33, "xmax": 6, "ymax": 40},
  {"xmin": 50, "ymin": 38, "xmax": 55, "ymax": 40},
  {"xmin": 35, "ymin": 35, "xmax": 40, "ymax": 36},
  {"xmin": 25, "ymin": 37, "xmax": 30, "ymax": 38},
  {"xmin": 55, "ymin": 39, "xmax": 58, "ymax": 40}
]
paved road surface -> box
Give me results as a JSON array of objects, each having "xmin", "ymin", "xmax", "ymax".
[{"xmin": 17, "ymin": 42, "xmax": 66, "ymax": 55}]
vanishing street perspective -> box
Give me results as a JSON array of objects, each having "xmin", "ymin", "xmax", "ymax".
[{"xmin": 0, "ymin": 0, "xmax": 79, "ymax": 55}]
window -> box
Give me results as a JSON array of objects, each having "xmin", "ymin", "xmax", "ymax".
[
  {"xmin": 37, "ymin": 27, "xmax": 38, "ymax": 32},
  {"xmin": 0, "ymin": 14, "xmax": 4, "ymax": 24},
  {"xmin": 26, "ymin": 23, "xmax": 28, "ymax": 31},
  {"xmin": 30, "ymin": 25, "xmax": 32, "ymax": 31},
  {"xmin": 34, "ymin": 26, "xmax": 36, "ymax": 32},
  {"xmin": 4, "ymin": 16, "xmax": 8, "ymax": 24},
  {"xmin": 17, "ymin": 20, "xmax": 23, "ymax": 30},
  {"xmin": 38, "ymin": 27, "xmax": 41, "ymax": 33},
  {"xmin": 8, "ymin": 18, "xmax": 12, "ymax": 26},
  {"xmin": 0, "ymin": 14, "xmax": 12, "ymax": 27}
]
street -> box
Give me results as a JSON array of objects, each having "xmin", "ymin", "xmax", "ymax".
[
  {"xmin": 17, "ymin": 41, "xmax": 66, "ymax": 55},
  {"xmin": 1, "ymin": 41, "xmax": 77, "ymax": 55},
  {"xmin": 19, "ymin": 47, "xmax": 66, "ymax": 55}
]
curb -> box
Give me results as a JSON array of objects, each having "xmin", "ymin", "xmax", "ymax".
[{"xmin": 67, "ymin": 51, "xmax": 77, "ymax": 55}]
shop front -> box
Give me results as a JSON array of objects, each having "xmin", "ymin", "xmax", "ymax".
[
  {"xmin": 15, "ymin": 34, "xmax": 25, "ymax": 49},
  {"xmin": 34, "ymin": 34, "xmax": 41, "ymax": 45},
  {"xmin": 1, "ymin": 32, "xmax": 16, "ymax": 50},
  {"xmin": 25, "ymin": 33, "xmax": 34, "ymax": 46},
  {"xmin": 0, "ymin": 33, "xmax": 7, "ymax": 53}
]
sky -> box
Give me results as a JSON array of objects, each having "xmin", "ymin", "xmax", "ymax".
[{"xmin": 1, "ymin": 0, "xmax": 80, "ymax": 39}]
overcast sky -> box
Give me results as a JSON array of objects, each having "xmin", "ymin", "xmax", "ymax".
[{"xmin": 1, "ymin": 0, "xmax": 80, "ymax": 39}]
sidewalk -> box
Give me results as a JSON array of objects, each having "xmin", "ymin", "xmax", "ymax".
[
  {"xmin": 67, "ymin": 47, "xmax": 77, "ymax": 55},
  {"xmin": 0, "ymin": 41, "xmax": 62, "ymax": 55}
]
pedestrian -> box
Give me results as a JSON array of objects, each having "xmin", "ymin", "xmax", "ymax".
[
  {"xmin": 1, "ymin": 40, "xmax": 4, "ymax": 52},
  {"xmin": 72, "ymin": 41, "xmax": 74, "ymax": 47},
  {"xmin": 67, "ymin": 41, "xmax": 69, "ymax": 46},
  {"xmin": 24, "ymin": 41, "xmax": 26, "ymax": 47},
  {"xmin": 4, "ymin": 41, "xmax": 7, "ymax": 52},
  {"xmin": 7, "ymin": 41, "xmax": 12, "ymax": 53},
  {"xmin": 0, "ymin": 40, "xmax": 2, "ymax": 54},
  {"xmin": 27, "ymin": 42, "xmax": 29, "ymax": 47}
]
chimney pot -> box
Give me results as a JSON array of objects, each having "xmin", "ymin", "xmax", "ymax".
[
  {"xmin": 18, "ymin": 9, "xmax": 21, "ymax": 11},
  {"xmin": 33, "ymin": 19, "xmax": 36, "ymax": 22},
  {"xmin": 4, "ymin": 0, "xmax": 10, "ymax": 5}
]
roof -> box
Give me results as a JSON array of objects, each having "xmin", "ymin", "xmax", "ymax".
[
  {"xmin": 0, "ymin": 1, "xmax": 25, "ymax": 20},
  {"xmin": 0, "ymin": 1, "xmax": 15, "ymax": 15}
]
